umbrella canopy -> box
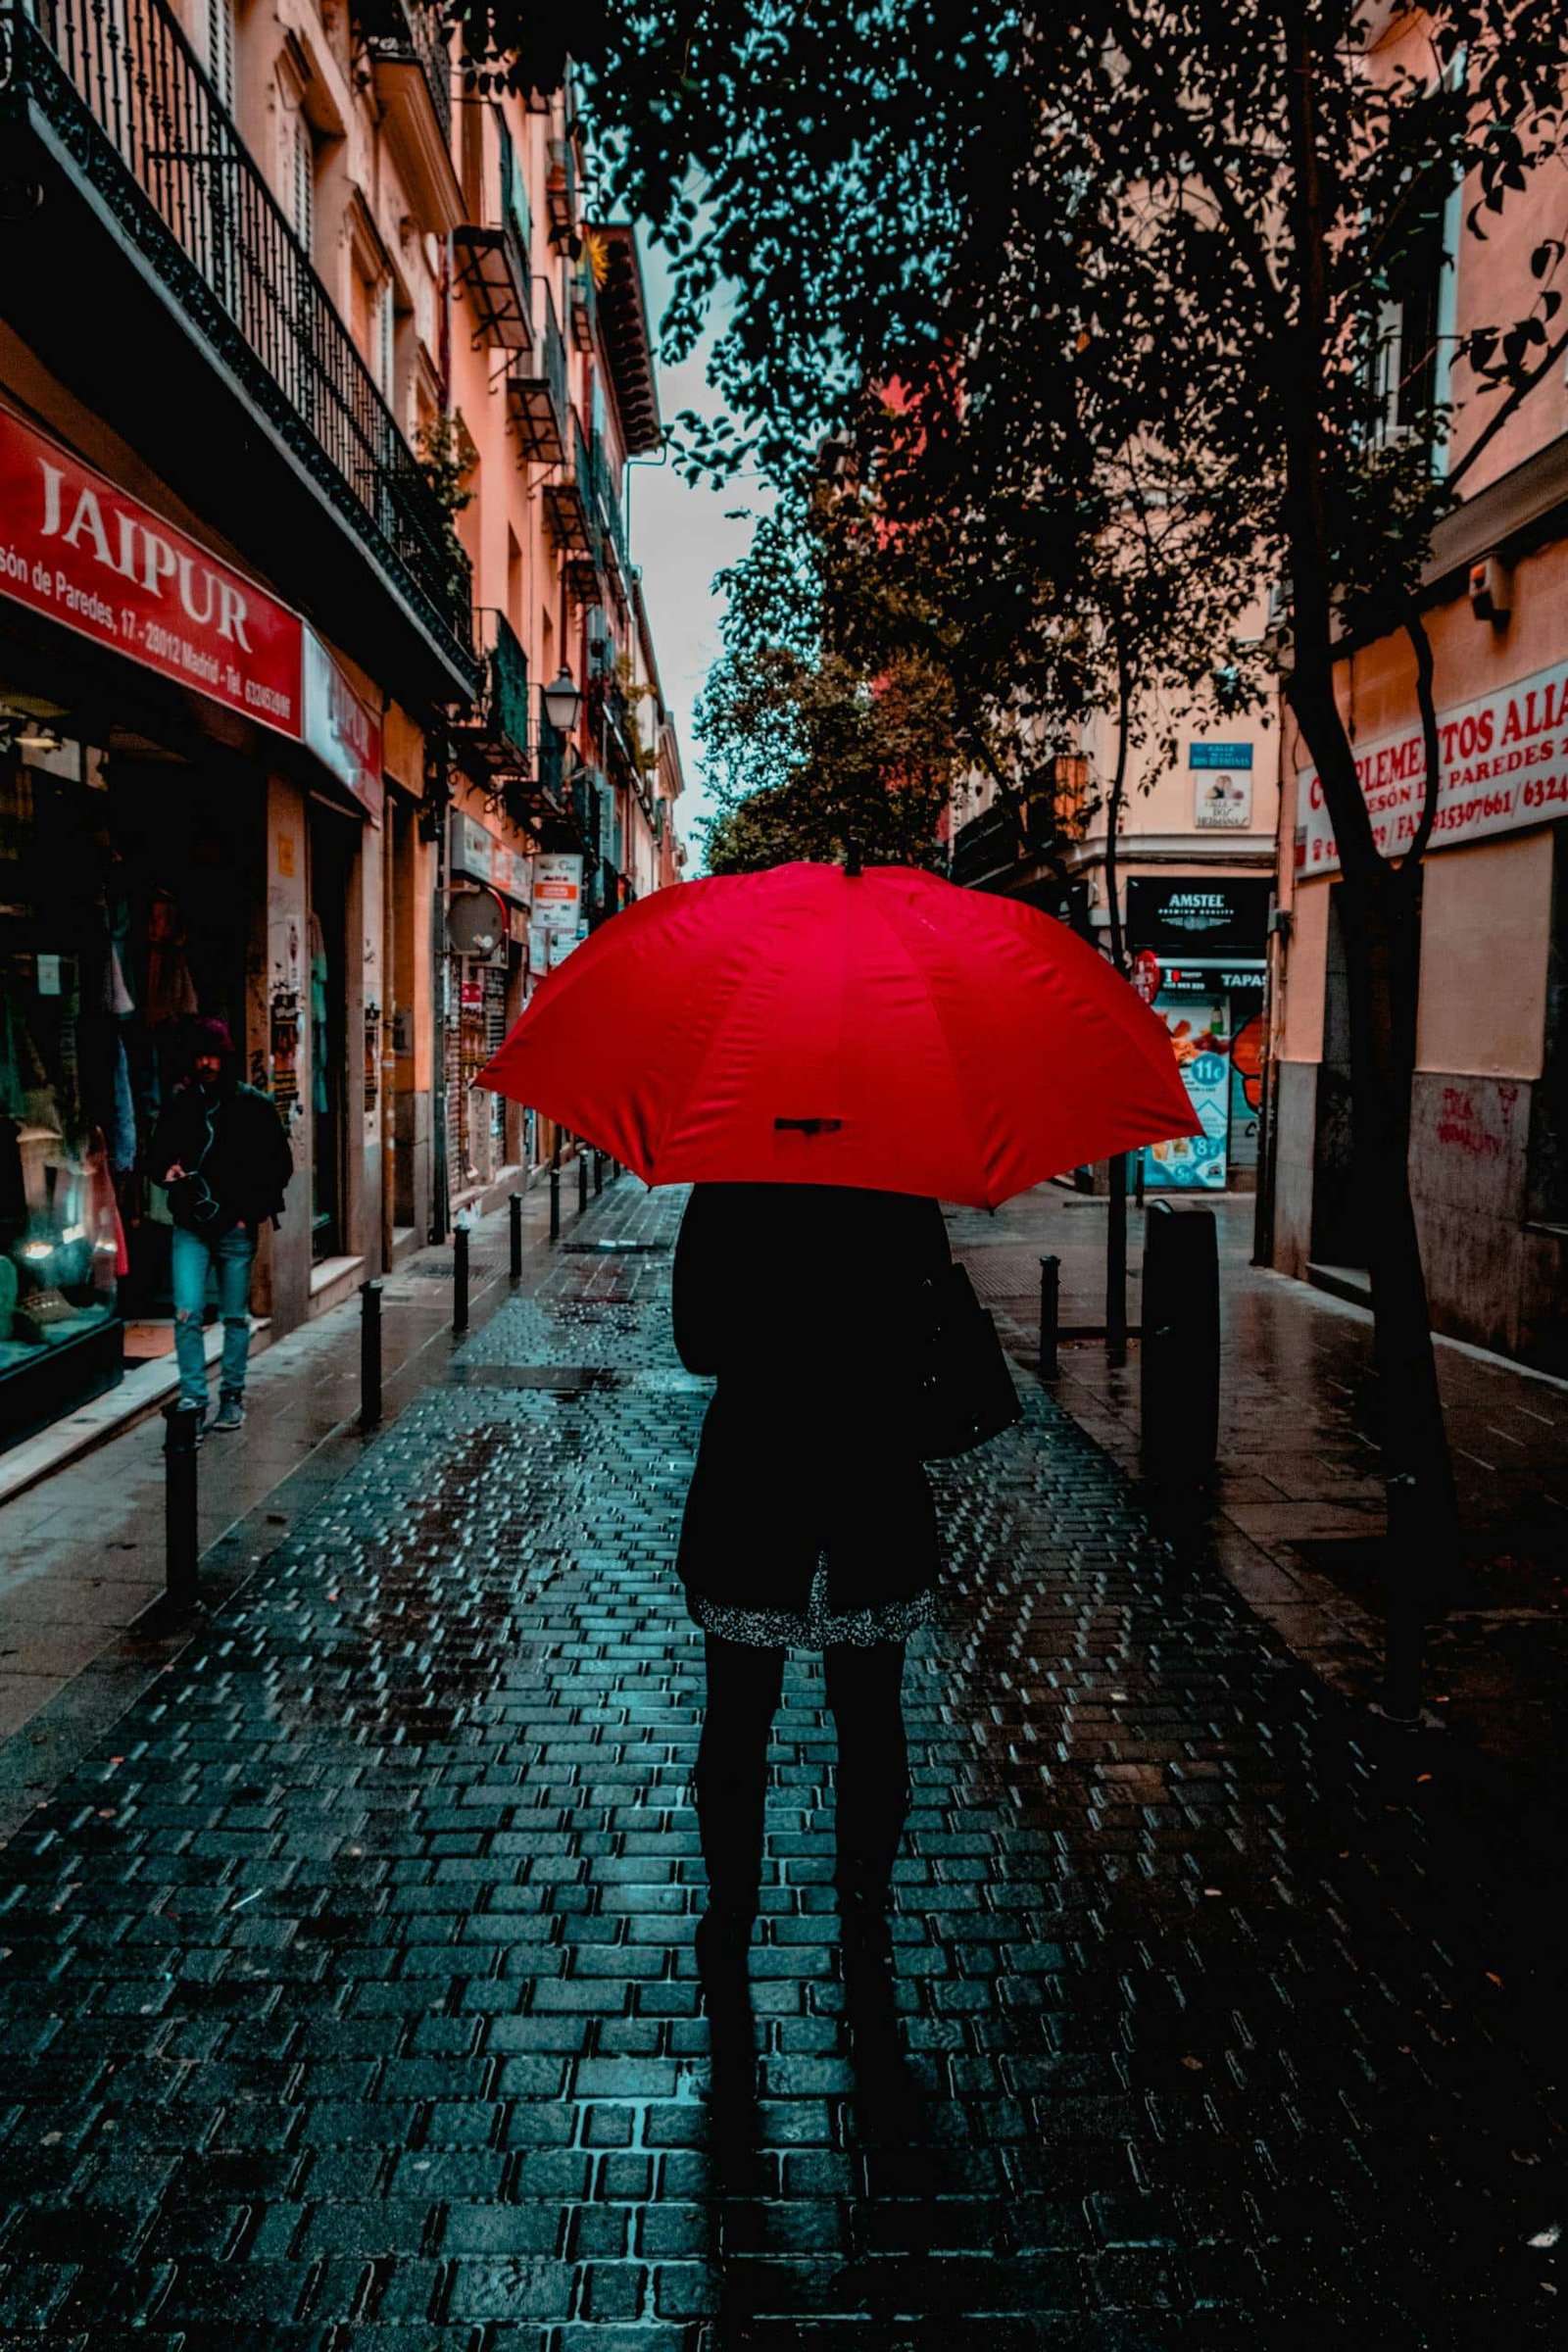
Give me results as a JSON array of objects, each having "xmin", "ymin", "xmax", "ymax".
[{"xmin": 480, "ymin": 860, "xmax": 1199, "ymax": 1207}]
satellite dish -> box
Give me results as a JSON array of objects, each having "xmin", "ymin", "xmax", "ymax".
[{"xmin": 448, "ymin": 886, "xmax": 507, "ymax": 960}]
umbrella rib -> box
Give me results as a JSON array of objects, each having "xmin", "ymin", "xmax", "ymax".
[{"xmin": 859, "ymin": 881, "xmax": 996, "ymax": 1204}]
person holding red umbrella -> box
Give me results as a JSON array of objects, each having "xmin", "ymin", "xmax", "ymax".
[
  {"xmin": 480, "ymin": 855, "xmax": 1197, "ymax": 2063},
  {"xmin": 671, "ymin": 1178, "xmax": 954, "ymax": 2011}
]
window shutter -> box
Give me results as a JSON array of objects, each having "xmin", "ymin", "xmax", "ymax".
[
  {"xmin": 293, "ymin": 112, "xmax": 314, "ymax": 255},
  {"xmin": 378, "ymin": 281, "xmax": 395, "ymax": 402},
  {"xmin": 206, "ymin": 0, "xmax": 236, "ymax": 113}
]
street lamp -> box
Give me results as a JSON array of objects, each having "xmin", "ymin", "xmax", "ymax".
[{"xmin": 542, "ymin": 666, "xmax": 582, "ymax": 736}]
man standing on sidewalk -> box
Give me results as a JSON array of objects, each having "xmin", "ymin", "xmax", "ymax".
[{"xmin": 149, "ymin": 1017, "xmax": 293, "ymax": 1437}]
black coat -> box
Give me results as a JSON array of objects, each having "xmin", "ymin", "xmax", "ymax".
[
  {"xmin": 148, "ymin": 1079, "xmax": 293, "ymax": 1233},
  {"xmin": 672, "ymin": 1182, "xmax": 951, "ymax": 1615}
]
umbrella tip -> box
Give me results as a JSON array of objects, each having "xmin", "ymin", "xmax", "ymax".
[{"xmin": 844, "ymin": 838, "xmax": 863, "ymax": 878}]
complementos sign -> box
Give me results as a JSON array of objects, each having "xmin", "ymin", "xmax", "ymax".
[
  {"xmin": 1296, "ymin": 657, "xmax": 1568, "ymax": 873},
  {"xmin": 0, "ymin": 397, "xmax": 303, "ymax": 737}
]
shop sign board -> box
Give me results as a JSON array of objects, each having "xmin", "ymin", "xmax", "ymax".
[
  {"xmin": 1126, "ymin": 877, "xmax": 1271, "ymax": 954},
  {"xmin": 449, "ymin": 809, "xmax": 530, "ymax": 902},
  {"xmin": 1195, "ymin": 771, "xmax": 1253, "ymax": 829},
  {"xmin": 533, "ymin": 855, "xmax": 582, "ymax": 921},
  {"xmin": 1296, "ymin": 654, "xmax": 1568, "ymax": 872},
  {"xmin": 1131, "ymin": 949, "xmax": 1162, "ymax": 1004},
  {"xmin": 1143, "ymin": 994, "xmax": 1230, "ymax": 1191},
  {"xmin": 0, "ymin": 397, "xmax": 303, "ymax": 737},
  {"xmin": 302, "ymin": 627, "xmax": 381, "ymax": 823}
]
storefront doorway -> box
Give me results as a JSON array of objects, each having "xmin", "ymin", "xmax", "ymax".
[
  {"xmin": 1311, "ymin": 884, "xmax": 1363, "ymax": 1270},
  {"xmin": 307, "ymin": 806, "xmax": 353, "ymax": 1262}
]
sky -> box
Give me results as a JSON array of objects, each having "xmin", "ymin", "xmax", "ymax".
[{"xmin": 625, "ymin": 241, "xmax": 767, "ymax": 868}]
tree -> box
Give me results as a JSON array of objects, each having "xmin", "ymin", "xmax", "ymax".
[
  {"xmin": 694, "ymin": 495, "xmax": 966, "ymax": 872},
  {"xmin": 454, "ymin": 1, "xmax": 1568, "ymax": 1697}
]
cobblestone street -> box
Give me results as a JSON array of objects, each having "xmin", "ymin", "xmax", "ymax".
[{"xmin": 0, "ymin": 1185, "xmax": 1563, "ymax": 2348}]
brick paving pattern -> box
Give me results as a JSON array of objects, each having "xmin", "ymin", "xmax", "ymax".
[{"xmin": 0, "ymin": 1183, "xmax": 1563, "ymax": 2347}]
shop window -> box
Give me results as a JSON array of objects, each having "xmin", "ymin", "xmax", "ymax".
[
  {"xmin": 1527, "ymin": 824, "xmax": 1568, "ymax": 1228},
  {"xmin": 1, "ymin": 747, "xmax": 249, "ymax": 1446}
]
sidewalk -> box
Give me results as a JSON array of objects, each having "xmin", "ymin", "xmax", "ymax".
[
  {"xmin": 0, "ymin": 1176, "xmax": 1563, "ymax": 2343},
  {"xmin": 0, "ymin": 1175, "xmax": 574, "ymax": 1844},
  {"xmin": 949, "ymin": 1186, "xmax": 1568, "ymax": 1804}
]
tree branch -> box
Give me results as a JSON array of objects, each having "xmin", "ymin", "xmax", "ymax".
[
  {"xmin": 1399, "ymin": 603, "xmax": 1442, "ymax": 879},
  {"xmin": 1443, "ymin": 319, "xmax": 1568, "ymax": 501},
  {"xmin": 1098, "ymin": 0, "xmax": 1295, "ymax": 349}
]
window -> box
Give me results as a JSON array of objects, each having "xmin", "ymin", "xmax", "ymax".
[
  {"xmin": 377, "ymin": 280, "xmax": 395, "ymax": 403},
  {"xmin": 206, "ymin": 0, "xmax": 236, "ymax": 114},
  {"xmin": 291, "ymin": 110, "xmax": 315, "ymax": 258}
]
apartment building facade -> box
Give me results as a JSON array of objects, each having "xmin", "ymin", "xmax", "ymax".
[
  {"xmin": 0, "ymin": 0, "xmax": 683, "ymax": 1449},
  {"xmin": 1264, "ymin": 24, "xmax": 1568, "ymax": 1372}
]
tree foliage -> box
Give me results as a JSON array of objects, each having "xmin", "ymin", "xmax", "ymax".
[{"xmin": 695, "ymin": 497, "xmax": 963, "ymax": 873}]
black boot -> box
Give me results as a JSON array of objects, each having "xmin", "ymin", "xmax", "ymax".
[
  {"xmin": 692, "ymin": 1768, "xmax": 762, "ymax": 2037},
  {"xmin": 835, "ymin": 1771, "xmax": 909, "ymax": 1988}
]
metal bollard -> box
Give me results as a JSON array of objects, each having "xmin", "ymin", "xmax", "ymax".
[
  {"xmin": 1134, "ymin": 1149, "xmax": 1147, "ymax": 1210},
  {"xmin": 453, "ymin": 1222, "xmax": 469, "ymax": 1335},
  {"xmin": 549, "ymin": 1164, "xmax": 561, "ymax": 1242},
  {"xmin": 360, "ymin": 1278, "xmax": 383, "ymax": 1429},
  {"xmin": 594, "ymin": 1151, "xmax": 603, "ymax": 1198},
  {"xmin": 1106, "ymin": 1152, "xmax": 1129, "ymax": 1369},
  {"xmin": 1140, "ymin": 1201, "xmax": 1219, "ymax": 1486},
  {"xmin": 162, "ymin": 1399, "xmax": 202, "ymax": 1611},
  {"xmin": 1038, "ymin": 1254, "xmax": 1060, "ymax": 1381},
  {"xmin": 577, "ymin": 1151, "xmax": 589, "ymax": 1215},
  {"xmin": 509, "ymin": 1191, "xmax": 523, "ymax": 1282}
]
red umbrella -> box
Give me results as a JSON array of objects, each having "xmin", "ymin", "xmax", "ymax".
[{"xmin": 480, "ymin": 860, "xmax": 1198, "ymax": 1207}]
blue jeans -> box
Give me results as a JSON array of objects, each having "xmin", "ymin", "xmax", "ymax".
[{"xmin": 171, "ymin": 1222, "xmax": 257, "ymax": 1410}]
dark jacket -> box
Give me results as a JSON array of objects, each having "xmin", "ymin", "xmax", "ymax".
[
  {"xmin": 149, "ymin": 1079, "xmax": 293, "ymax": 1233},
  {"xmin": 672, "ymin": 1182, "xmax": 951, "ymax": 1615}
]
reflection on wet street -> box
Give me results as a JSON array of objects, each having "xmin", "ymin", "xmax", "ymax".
[{"xmin": 0, "ymin": 1185, "xmax": 1562, "ymax": 2346}]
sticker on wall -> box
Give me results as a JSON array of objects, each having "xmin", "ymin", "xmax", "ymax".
[
  {"xmin": 364, "ymin": 1001, "xmax": 381, "ymax": 1115},
  {"xmin": 277, "ymin": 834, "xmax": 296, "ymax": 877},
  {"xmin": 270, "ymin": 982, "xmax": 301, "ymax": 1118}
]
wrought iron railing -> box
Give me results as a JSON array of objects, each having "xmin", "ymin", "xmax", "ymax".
[
  {"xmin": 949, "ymin": 799, "xmax": 1022, "ymax": 887},
  {"xmin": 569, "ymin": 765, "xmax": 600, "ymax": 855},
  {"xmin": 5, "ymin": 0, "xmax": 473, "ymax": 672},
  {"xmin": 464, "ymin": 610, "xmax": 529, "ymax": 762},
  {"xmin": 591, "ymin": 431, "xmax": 628, "ymax": 577},
  {"xmin": 538, "ymin": 279, "xmax": 567, "ymax": 439},
  {"xmin": 536, "ymin": 689, "xmax": 566, "ymax": 799},
  {"xmin": 358, "ymin": 0, "xmax": 452, "ymax": 150}
]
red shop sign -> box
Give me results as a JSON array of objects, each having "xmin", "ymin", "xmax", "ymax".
[{"xmin": 0, "ymin": 397, "xmax": 304, "ymax": 738}]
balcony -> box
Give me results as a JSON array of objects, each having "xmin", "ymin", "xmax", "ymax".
[
  {"xmin": 590, "ymin": 431, "xmax": 629, "ymax": 585},
  {"xmin": 569, "ymin": 248, "xmax": 596, "ymax": 353},
  {"xmin": 949, "ymin": 800, "xmax": 1023, "ymax": 889},
  {"xmin": 542, "ymin": 412, "xmax": 602, "ymax": 605},
  {"xmin": 568, "ymin": 765, "xmax": 600, "ymax": 858},
  {"xmin": 453, "ymin": 610, "xmax": 529, "ymax": 781},
  {"xmin": 453, "ymin": 126, "xmax": 532, "ymax": 353},
  {"xmin": 356, "ymin": 0, "xmax": 462, "ymax": 230},
  {"xmin": 2, "ymin": 0, "xmax": 476, "ymax": 694},
  {"xmin": 507, "ymin": 279, "xmax": 567, "ymax": 463},
  {"xmin": 545, "ymin": 136, "xmax": 576, "ymax": 247}
]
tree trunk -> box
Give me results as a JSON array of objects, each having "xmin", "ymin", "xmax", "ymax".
[
  {"xmin": 1280, "ymin": 9, "xmax": 1456, "ymax": 1712},
  {"xmin": 1289, "ymin": 677, "xmax": 1459, "ymax": 1709},
  {"xmin": 1102, "ymin": 654, "xmax": 1132, "ymax": 1355}
]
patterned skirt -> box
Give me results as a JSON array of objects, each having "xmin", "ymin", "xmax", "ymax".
[{"xmin": 688, "ymin": 1557, "xmax": 936, "ymax": 1650}]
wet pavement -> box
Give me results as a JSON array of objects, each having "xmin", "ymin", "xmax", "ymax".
[
  {"xmin": 0, "ymin": 1181, "xmax": 1565, "ymax": 2346},
  {"xmin": 952, "ymin": 1186, "xmax": 1568, "ymax": 1802}
]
